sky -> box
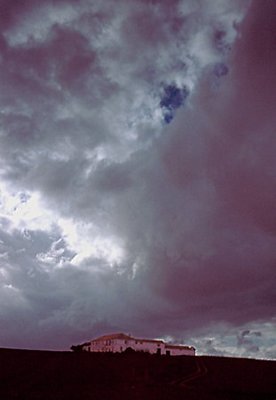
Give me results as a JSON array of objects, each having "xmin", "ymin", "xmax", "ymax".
[{"xmin": 0, "ymin": 0, "xmax": 275, "ymax": 359}]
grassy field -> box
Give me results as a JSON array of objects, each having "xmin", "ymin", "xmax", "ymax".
[{"xmin": 0, "ymin": 348, "xmax": 275, "ymax": 399}]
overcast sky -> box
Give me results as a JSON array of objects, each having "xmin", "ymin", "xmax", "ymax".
[{"xmin": 0, "ymin": 0, "xmax": 275, "ymax": 359}]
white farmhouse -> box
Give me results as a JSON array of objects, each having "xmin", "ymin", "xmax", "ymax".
[{"xmin": 78, "ymin": 333, "xmax": 195, "ymax": 356}]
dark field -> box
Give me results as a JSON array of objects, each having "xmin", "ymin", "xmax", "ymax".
[{"xmin": 0, "ymin": 348, "xmax": 275, "ymax": 399}]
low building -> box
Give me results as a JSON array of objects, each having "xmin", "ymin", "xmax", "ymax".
[{"xmin": 77, "ymin": 333, "xmax": 195, "ymax": 356}]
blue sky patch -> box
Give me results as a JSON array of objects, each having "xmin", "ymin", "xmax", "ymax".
[{"xmin": 160, "ymin": 85, "xmax": 189, "ymax": 123}]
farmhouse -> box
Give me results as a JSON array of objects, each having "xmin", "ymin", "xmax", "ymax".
[{"xmin": 78, "ymin": 333, "xmax": 195, "ymax": 356}]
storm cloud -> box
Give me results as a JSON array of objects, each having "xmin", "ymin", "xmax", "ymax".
[{"xmin": 0, "ymin": 0, "xmax": 275, "ymax": 357}]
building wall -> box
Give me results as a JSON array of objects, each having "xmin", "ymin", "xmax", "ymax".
[
  {"xmin": 83, "ymin": 338, "xmax": 165, "ymax": 354},
  {"xmin": 81, "ymin": 336, "xmax": 195, "ymax": 356},
  {"xmin": 165, "ymin": 347, "xmax": 195, "ymax": 356}
]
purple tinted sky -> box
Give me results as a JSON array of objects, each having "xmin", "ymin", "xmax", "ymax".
[{"xmin": 0, "ymin": 0, "xmax": 275, "ymax": 359}]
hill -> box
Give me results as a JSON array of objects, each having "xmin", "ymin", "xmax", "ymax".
[{"xmin": 0, "ymin": 348, "xmax": 275, "ymax": 399}]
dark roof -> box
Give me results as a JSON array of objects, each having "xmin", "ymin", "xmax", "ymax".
[
  {"xmin": 91, "ymin": 333, "xmax": 165, "ymax": 344},
  {"xmin": 93, "ymin": 333, "xmax": 133, "ymax": 341},
  {"xmin": 135, "ymin": 338, "xmax": 164, "ymax": 344},
  {"xmin": 165, "ymin": 344, "xmax": 195, "ymax": 350}
]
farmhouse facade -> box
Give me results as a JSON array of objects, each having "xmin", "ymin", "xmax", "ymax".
[{"xmin": 78, "ymin": 333, "xmax": 195, "ymax": 356}]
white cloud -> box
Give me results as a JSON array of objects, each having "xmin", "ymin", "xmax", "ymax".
[{"xmin": 189, "ymin": 319, "xmax": 276, "ymax": 360}]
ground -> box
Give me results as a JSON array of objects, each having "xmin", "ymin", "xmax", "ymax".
[{"xmin": 0, "ymin": 348, "xmax": 275, "ymax": 399}]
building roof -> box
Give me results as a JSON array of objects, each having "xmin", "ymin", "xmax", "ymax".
[
  {"xmin": 136, "ymin": 338, "xmax": 164, "ymax": 344},
  {"xmin": 92, "ymin": 333, "xmax": 164, "ymax": 344},
  {"xmin": 165, "ymin": 344, "xmax": 195, "ymax": 350},
  {"xmin": 93, "ymin": 333, "xmax": 133, "ymax": 341}
]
